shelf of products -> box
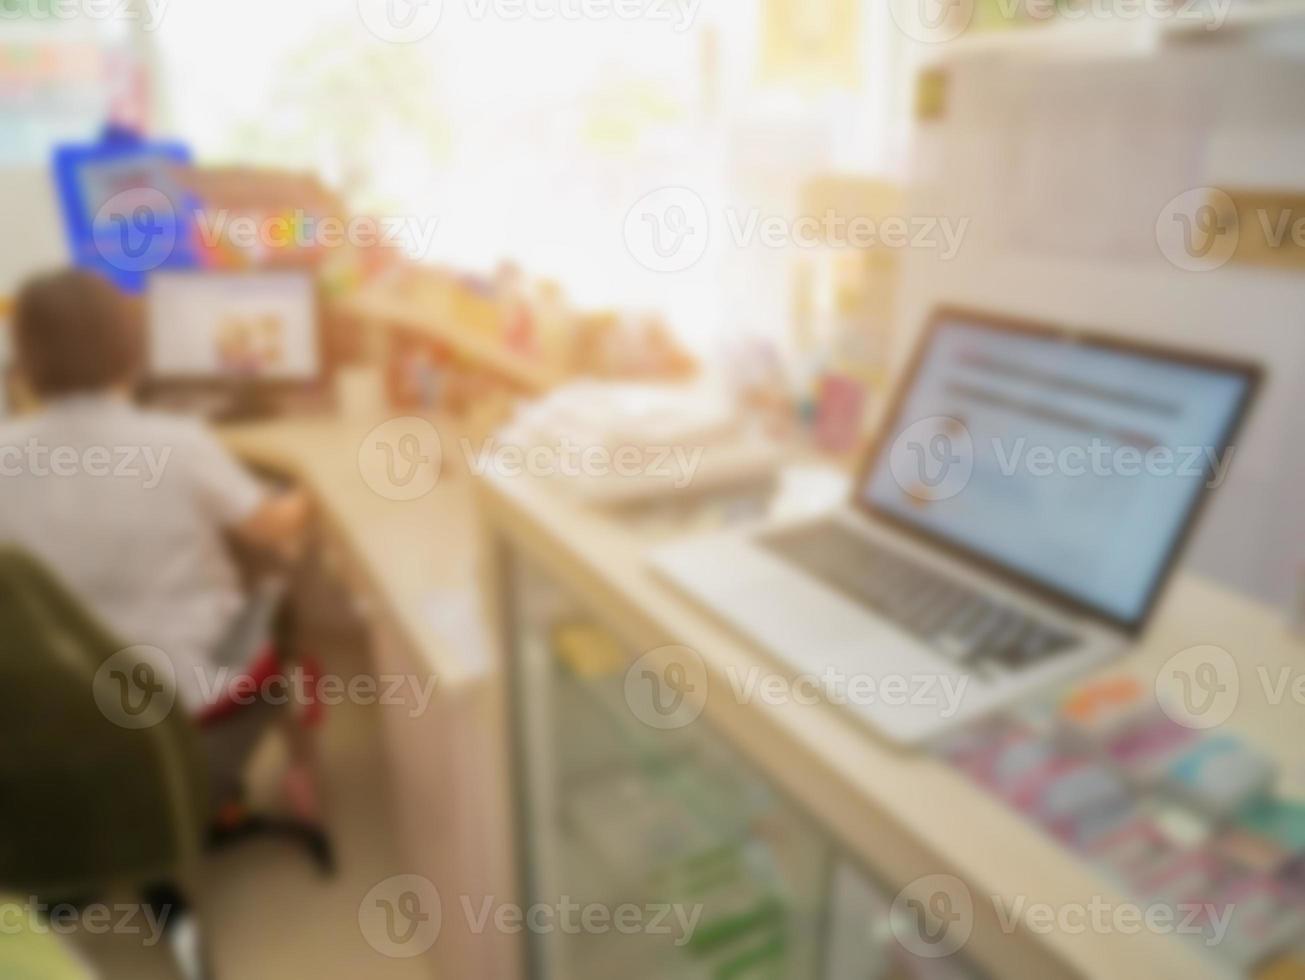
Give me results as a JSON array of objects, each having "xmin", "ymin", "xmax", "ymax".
[
  {"xmin": 348, "ymin": 284, "xmax": 561, "ymax": 394},
  {"xmin": 347, "ymin": 264, "xmax": 698, "ymax": 411}
]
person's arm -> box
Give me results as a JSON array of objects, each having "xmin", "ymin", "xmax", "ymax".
[
  {"xmin": 188, "ymin": 426, "xmax": 311, "ymax": 556},
  {"xmin": 233, "ymin": 487, "xmax": 312, "ymax": 551}
]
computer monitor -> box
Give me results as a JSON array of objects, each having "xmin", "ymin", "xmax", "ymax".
[
  {"xmin": 147, "ymin": 270, "xmax": 320, "ymax": 384},
  {"xmin": 859, "ymin": 309, "xmax": 1260, "ymax": 632}
]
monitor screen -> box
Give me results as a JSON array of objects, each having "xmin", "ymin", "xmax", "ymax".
[
  {"xmin": 147, "ymin": 271, "xmax": 319, "ymax": 382},
  {"xmin": 860, "ymin": 313, "xmax": 1257, "ymax": 628}
]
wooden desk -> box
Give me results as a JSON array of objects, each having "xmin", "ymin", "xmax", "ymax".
[
  {"xmin": 477, "ymin": 467, "xmax": 1304, "ymax": 980},
  {"xmin": 221, "ymin": 415, "xmax": 519, "ymax": 980}
]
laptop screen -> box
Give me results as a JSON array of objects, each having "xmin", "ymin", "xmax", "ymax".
[{"xmin": 859, "ymin": 312, "xmax": 1257, "ymax": 630}]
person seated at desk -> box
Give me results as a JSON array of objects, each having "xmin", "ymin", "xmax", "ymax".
[{"xmin": 0, "ymin": 268, "xmax": 311, "ymax": 790}]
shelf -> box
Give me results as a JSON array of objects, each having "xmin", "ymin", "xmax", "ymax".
[
  {"xmin": 922, "ymin": 3, "xmax": 1305, "ymax": 64},
  {"xmin": 1164, "ymin": 0, "xmax": 1305, "ymax": 33},
  {"xmin": 346, "ymin": 287, "xmax": 562, "ymax": 394},
  {"xmin": 921, "ymin": 20, "xmax": 1152, "ymax": 63}
]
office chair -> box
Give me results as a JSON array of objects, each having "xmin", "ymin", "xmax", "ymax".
[
  {"xmin": 0, "ymin": 545, "xmax": 211, "ymax": 977},
  {"xmin": 0, "ymin": 545, "xmax": 334, "ymax": 980}
]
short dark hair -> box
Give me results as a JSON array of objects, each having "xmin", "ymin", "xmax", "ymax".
[{"xmin": 13, "ymin": 269, "xmax": 143, "ymax": 398}]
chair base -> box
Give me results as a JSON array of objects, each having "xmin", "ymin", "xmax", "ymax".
[
  {"xmin": 207, "ymin": 813, "xmax": 336, "ymax": 877},
  {"xmin": 142, "ymin": 884, "xmax": 215, "ymax": 980}
]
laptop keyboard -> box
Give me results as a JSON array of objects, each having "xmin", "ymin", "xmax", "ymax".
[{"xmin": 760, "ymin": 521, "xmax": 1080, "ymax": 673}]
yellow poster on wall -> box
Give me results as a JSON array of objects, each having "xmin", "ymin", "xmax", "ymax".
[{"xmin": 761, "ymin": 0, "xmax": 860, "ymax": 89}]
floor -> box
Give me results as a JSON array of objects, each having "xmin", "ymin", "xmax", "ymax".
[{"xmin": 71, "ymin": 611, "xmax": 436, "ymax": 980}]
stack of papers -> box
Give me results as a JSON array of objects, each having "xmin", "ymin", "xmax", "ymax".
[{"xmin": 496, "ymin": 382, "xmax": 785, "ymax": 504}]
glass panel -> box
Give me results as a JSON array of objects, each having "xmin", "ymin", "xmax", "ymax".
[
  {"xmin": 824, "ymin": 861, "xmax": 988, "ymax": 980},
  {"xmin": 509, "ymin": 550, "xmax": 830, "ymax": 980},
  {"xmin": 508, "ymin": 547, "xmax": 992, "ymax": 980}
]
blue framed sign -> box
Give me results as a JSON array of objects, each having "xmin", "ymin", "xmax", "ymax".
[{"xmin": 52, "ymin": 125, "xmax": 202, "ymax": 293}]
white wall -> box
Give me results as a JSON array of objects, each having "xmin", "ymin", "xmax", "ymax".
[
  {"xmin": 0, "ymin": 167, "xmax": 69, "ymax": 294},
  {"xmin": 895, "ymin": 44, "xmax": 1305, "ymax": 608}
]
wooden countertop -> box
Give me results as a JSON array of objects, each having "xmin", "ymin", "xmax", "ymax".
[
  {"xmin": 221, "ymin": 414, "xmax": 485, "ymax": 691},
  {"xmin": 219, "ymin": 413, "xmax": 1302, "ymax": 978},
  {"xmin": 477, "ymin": 466, "xmax": 1305, "ymax": 980}
]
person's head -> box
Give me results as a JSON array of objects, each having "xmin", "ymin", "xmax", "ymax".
[{"xmin": 13, "ymin": 268, "xmax": 143, "ymax": 400}]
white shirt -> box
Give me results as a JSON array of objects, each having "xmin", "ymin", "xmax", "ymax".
[{"xmin": 0, "ymin": 394, "xmax": 266, "ymax": 711}]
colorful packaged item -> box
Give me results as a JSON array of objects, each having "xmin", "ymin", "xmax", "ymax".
[
  {"xmin": 1240, "ymin": 800, "xmax": 1305, "ymax": 853},
  {"xmin": 1104, "ymin": 707, "xmax": 1197, "ymax": 784},
  {"xmin": 1059, "ymin": 675, "xmax": 1150, "ymax": 745},
  {"xmin": 1163, "ymin": 736, "xmax": 1278, "ymax": 819},
  {"xmin": 1207, "ymin": 873, "xmax": 1305, "ymax": 969},
  {"xmin": 1086, "ymin": 815, "xmax": 1180, "ymax": 885}
]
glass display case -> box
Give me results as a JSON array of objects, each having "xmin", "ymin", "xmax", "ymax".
[{"xmin": 505, "ymin": 548, "xmax": 990, "ymax": 980}]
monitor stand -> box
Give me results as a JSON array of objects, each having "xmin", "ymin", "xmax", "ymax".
[
  {"xmin": 140, "ymin": 381, "xmax": 284, "ymax": 424},
  {"xmin": 211, "ymin": 382, "xmax": 281, "ymax": 424}
]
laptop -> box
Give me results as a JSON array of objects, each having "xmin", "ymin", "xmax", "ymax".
[{"xmin": 650, "ymin": 307, "xmax": 1261, "ymax": 745}]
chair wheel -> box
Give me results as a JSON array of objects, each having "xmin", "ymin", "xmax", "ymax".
[
  {"xmin": 304, "ymin": 826, "xmax": 336, "ymax": 877},
  {"xmin": 166, "ymin": 911, "xmax": 217, "ymax": 980}
]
